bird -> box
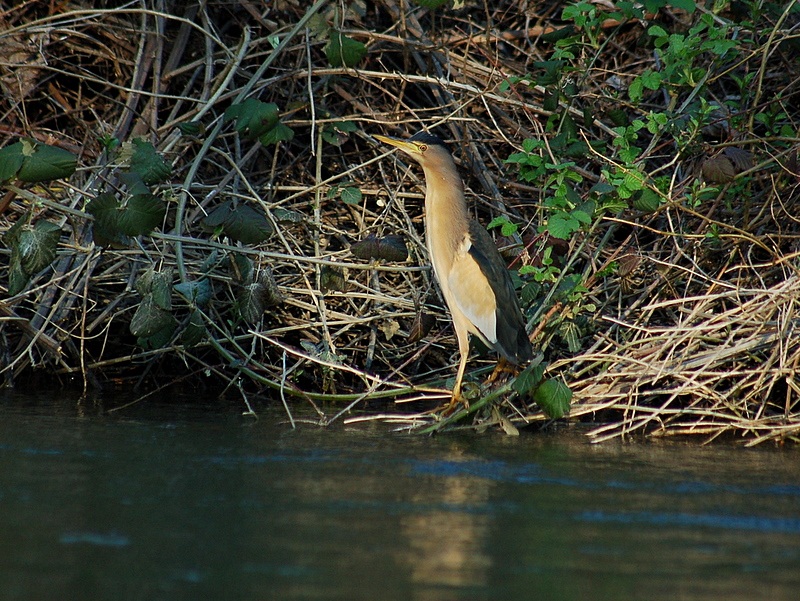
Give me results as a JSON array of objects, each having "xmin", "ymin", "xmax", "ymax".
[{"xmin": 374, "ymin": 131, "xmax": 533, "ymax": 407}]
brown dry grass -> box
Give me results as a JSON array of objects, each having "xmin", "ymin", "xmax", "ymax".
[{"xmin": 1, "ymin": 1, "xmax": 799, "ymax": 444}]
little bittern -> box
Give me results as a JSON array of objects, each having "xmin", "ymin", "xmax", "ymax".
[{"xmin": 375, "ymin": 131, "xmax": 532, "ymax": 405}]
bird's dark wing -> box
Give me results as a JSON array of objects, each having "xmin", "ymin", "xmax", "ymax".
[{"xmin": 466, "ymin": 220, "xmax": 533, "ymax": 364}]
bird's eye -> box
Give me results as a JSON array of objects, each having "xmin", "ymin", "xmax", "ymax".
[{"xmin": 419, "ymin": 144, "xmax": 428, "ymax": 152}]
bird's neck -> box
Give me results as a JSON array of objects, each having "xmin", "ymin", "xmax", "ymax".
[{"xmin": 422, "ymin": 164, "xmax": 469, "ymax": 276}]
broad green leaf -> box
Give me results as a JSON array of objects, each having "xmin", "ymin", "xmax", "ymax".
[
  {"xmin": 532, "ymin": 377, "xmax": 572, "ymax": 419},
  {"xmin": 87, "ymin": 193, "xmax": 120, "ymax": 226},
  {"xmin": 174, "ymin": 278, "xmax": 213, "ymax": 308},
  {"xmin": 16, "ymin": 141, "xmax": 76, "ymax": 183},
  {"xmin": 118, "ymin": 171, "xmax": 151, "ymax": 196},
  {"xmin": 546, "ymin": 211, "xmax": 581, "ymax": 240},
  {"xmin": 18, "ymin": 221, "xmax": 61, "ymax": 274},
  {"xmin": 237, "ymin": 282, "xmax": 266, "ymax": 324},
  {"xmin": 7, "ymin": 252, "xmax": 29, "ymax": 296},
  {"xmin": 306, "ymin": 13, "xmax": 330, "ymax": 39},
  {"xmin": 325, "ymin": 31, "xmax": 367, "ymax": 68},
  {"xmin": 0, "ymin": 142, "xmax": 25, "ymax": 182},
  {"xmin": 511, "ymin": 359, "xmax": 545, "ymax": 396},
  {"xmin": 127, "ymin": 139, "xmax": 171, "ymax": 185},
  {"xmin": 137, "ymin": 319, "xmax": 178, "ymax": 350},
  {"xmin": 340, "ymin": 186, "xmax": 362, "ymax": 205},
  {"xmin": 117, "ymin": 194, "xmax": 166, "ymax": 236},
  {"xmin": 224, "ymin": 99, "xmax": 280, "ymax": 141},
  {"xmin": 258, "ymin": 121, "xmax": 294, "ymax": 146},
  {"xmin": 135, "ymin": 268, "xmax": 173, "ymax": 310},
  {"xmin": 633, "ymin": 188, "xmax": 662, "ymax": 212},
  {"xmin": 666, "ymin": 0, "xmax": 696, "ymax": 13},
  {"xmin": 201, "ymin": 201, "xmax": 274, "ymax": 244},
  {"xmin": 181, "ymin": 309, "xmax": 206, "ymax": 346},
  {"xmin": 3, "ymin": 213, "xmax": 27, "ymax": 247},
  {"xmin": 130, "ymin": 293, "xmax": 177, "ymax": 339},
  {"xmin": 322, "ymin": 121, "xmax": 358, "ymax": 146},
  {"xmin": 150, "ymin": 270, "xmax": 173, "ymax": 310},
  {"xmin": 87, "ymin": 193, "xmax": 130, "ymax": 248}
]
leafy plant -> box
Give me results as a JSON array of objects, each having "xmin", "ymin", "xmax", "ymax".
[
  {"xmin": 0, "ymin": 139, "xmax": 76, "ymax": 183},
  {"xmin": 224, "ymin": 98, "xmax": 294, "ymax": 145},
  {"xmin": 200, "ymin": 200, "xmax": 274, "ymax": 244},
  {"xmin": 325, "ymin": 30, "xmax": 367, "ymax": 68},
  {"xmin": 3, "ymin": 215, "xmax": 62, "ymax": 295},
  {"xmin": 328, "ymin": 183, "xmax": 363, "ymax": 205}
]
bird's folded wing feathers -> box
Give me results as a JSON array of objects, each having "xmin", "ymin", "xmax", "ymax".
[{"xmin": 447, "ymin": 238, "xmax": 498, "ymax": 346}]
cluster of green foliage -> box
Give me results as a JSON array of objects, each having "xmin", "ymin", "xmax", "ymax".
[{"xmin": 489, "ymin": 0, "xmax": 793, "ymax": 416}]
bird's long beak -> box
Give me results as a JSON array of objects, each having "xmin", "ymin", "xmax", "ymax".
[{"xmin": 374, "ymin": 134, "xmax": 421, "ymax": 156}]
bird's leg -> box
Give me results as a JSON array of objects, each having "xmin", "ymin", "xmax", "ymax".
[
  {"xmin": 444, "ymin": 329, "xmax": 472, "ymax": 413},
  {"xmin": 486, "ymin": 356, "xmax": 514, "ymax": 384}
]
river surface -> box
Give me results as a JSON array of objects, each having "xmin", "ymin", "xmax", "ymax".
[{"xmin": 0, "ymin": 388, "xmax": 798, "ymax": 600}]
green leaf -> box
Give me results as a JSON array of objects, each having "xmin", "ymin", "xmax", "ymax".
[
  {"xmin": 633, "ymin": 187, "xmax": 662, "ymax": 212},
  {"xmin": 512, "ymin": 360, "xmax": 545, "ymax": 396},
  {"xmin": 201, "ymin": 201, "xmax": 274, "ymax": 244},
  {"xmin": 0, "ymin": 142, "xmax": 25, "ymax": 182},
  {"xmin": 127, "ymin": 139, "xmax": 171, "ymax": 185},
  {"xmin": 135, "ymin": 268, "xmax": 173, "ymax": 310},
  {"xmin": 221, "ymin": 204, "xmax": 274, "ymax": 244},
  {"xmin": 340, "ymin": 186, "xmax": 363, "ymax": 205},
  {"xmin": 174, "ymin": 278, "xmax": 213, "ymax": 308},
  {"xmin": 7, "ymin": 251, "xmax": 29, "ymax": 296},
  {"xmin": 87, "ymin": 193, "xmax": 119, "ymax": 227},
  {"xmin": 667, "ymin": 0, "xmax": 696, "ymax": 13},
  {"xmin": 137, "ymin": 320, "xmax": 178, "ymax": 350},
  {"xmin": 258, "ymin": 121, "xmax": 294, "ymax": 146},
  {"xmin": 325, "ymin": 31, "xmax": 367, "ymax": 68},
  {"xmin": 87, "ymin": 193, "xmax": 131, "ymax": 248},
  {"xmin": 117, "ymin": 194, "xmax": 166, "ymax": 236},
  {"xmin": 237, "ymin": 282, "xmax": 266, "ymax": 325},
  {"xmin": 488, "ymin": 216, "xmax": 519, "ymax": 237},
  {"xmin": 18, "ymin": 221, "xmax": 61, "ymax": 274},
  {"xmin": 224, "ymin": 99, "xmax": 279, "ymax": 141},
  {"xmin": 130, "ymin": 293, "xmax": 177, "ymax": 339},
  {"xmin": 118, "ymin": 171, "xmax": 151, "ymax": 196},
  {"xmin": 16, "ymin": 141, "xmax": 77, "ymax": 183},
  {"xmin": 532, "ymin": 377, "xmax": 572, "ymax": 419},
  {"xmin": 181, "ymin": 309, "xmax": 206, "ymax": 347},
  {"xmin": 2, "ymin": 213, "xmax": 26, "ymax": 247},
  {"xmin": 322, "ymin": 121, "xmax": 356, "ymax": 146},
  {"xmin": 151, "ymin": 271, "xmax": 173, "ymax": 310},
  {"xmin": 546, "ymin": 211, "xmax": 581, "ymax": 240}
]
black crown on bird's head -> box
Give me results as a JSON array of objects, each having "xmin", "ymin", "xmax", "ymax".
[{"xmin": 410, "ymin": 131, "xmax": 450, "ymax": 153}]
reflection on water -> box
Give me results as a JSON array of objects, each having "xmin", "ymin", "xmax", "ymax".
[{"xmin": 0, "ymin": 389, "xmax": 799, "ymax": 601}]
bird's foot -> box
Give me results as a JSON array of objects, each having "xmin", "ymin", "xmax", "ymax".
[{"xmin": 486, "ymin": 358, "xmax": 517, "ymax": 384}]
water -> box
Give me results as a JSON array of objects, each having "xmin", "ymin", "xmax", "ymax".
[{"xmin": 0, "ymin": 389, "xmax": 798, "ymax": 600}]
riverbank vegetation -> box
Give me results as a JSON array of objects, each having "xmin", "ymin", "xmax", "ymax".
[{"xmin": 1, "ymin": 0, "xmax": 799, "ymax": 445}]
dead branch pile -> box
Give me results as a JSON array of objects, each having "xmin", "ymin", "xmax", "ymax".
[{"xmin": 1, "ymin": 0, "xmax": 799, "ymax": 444}]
